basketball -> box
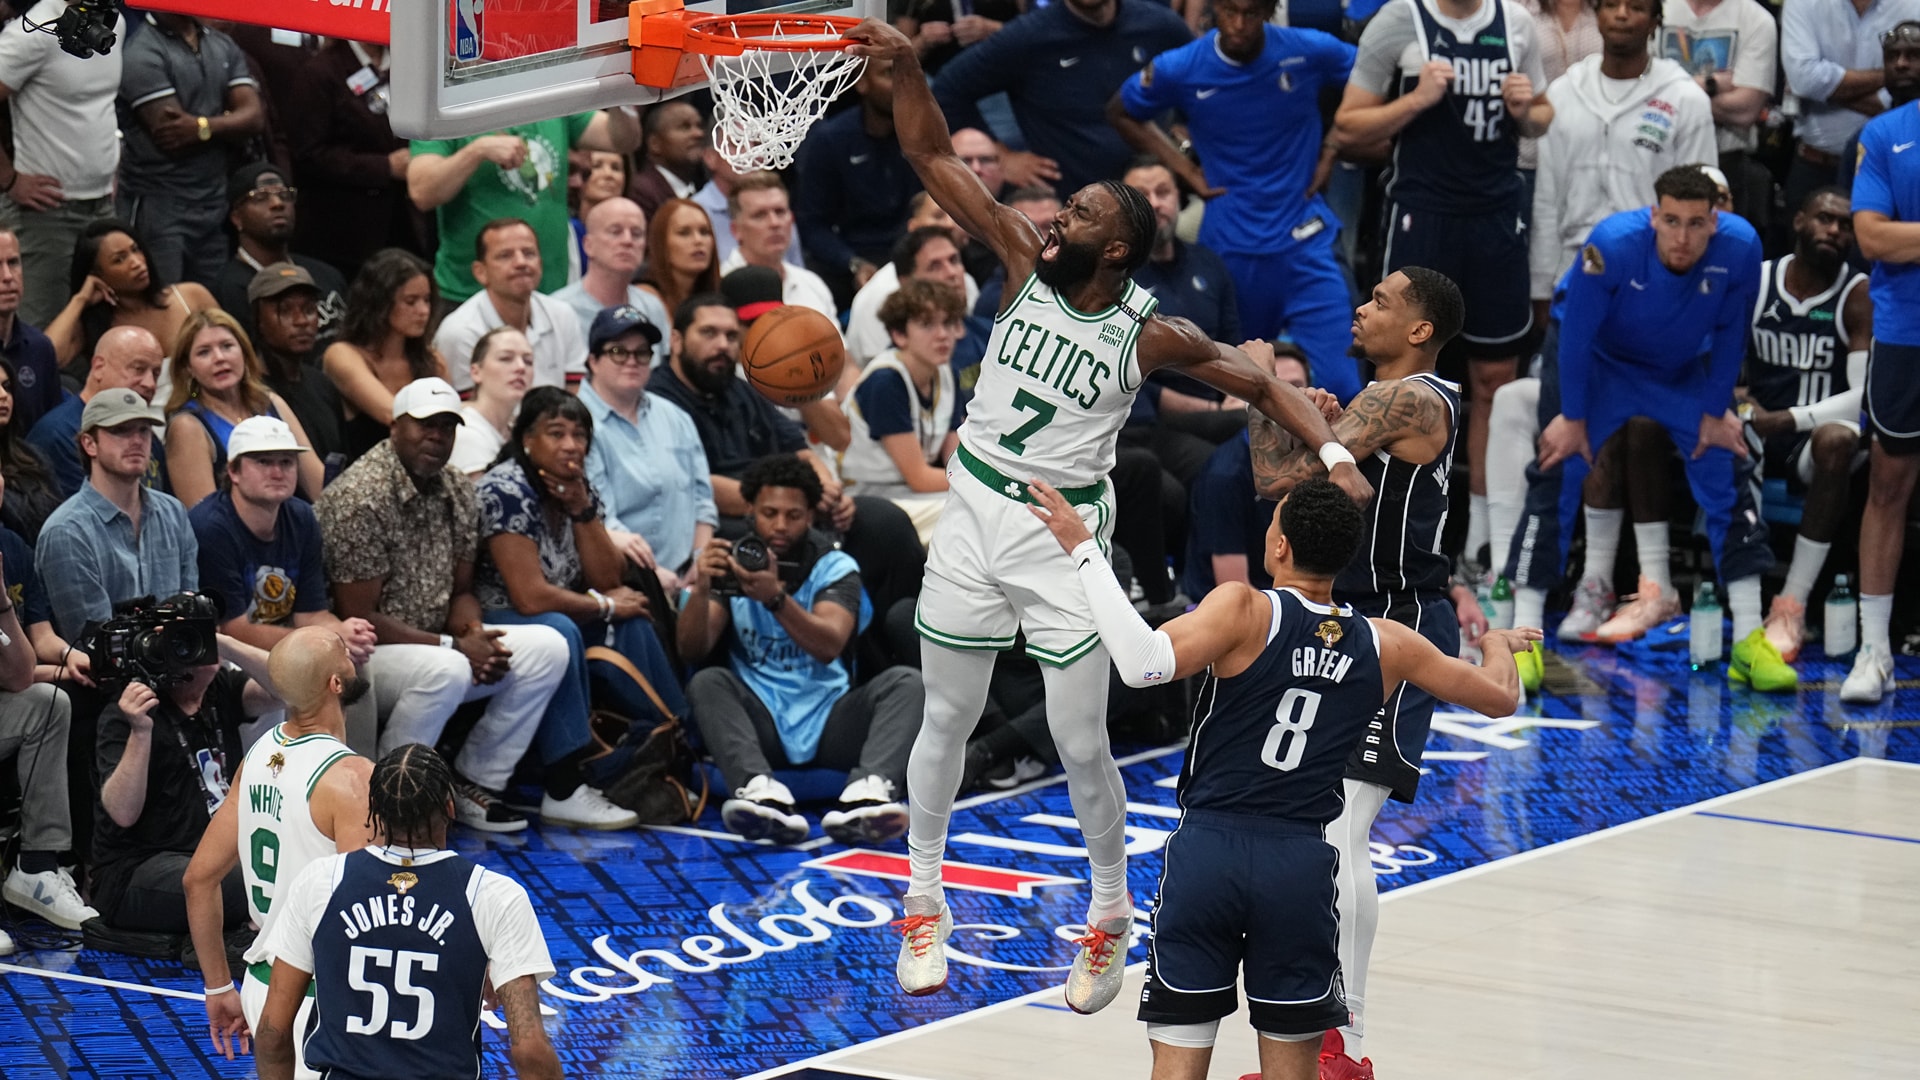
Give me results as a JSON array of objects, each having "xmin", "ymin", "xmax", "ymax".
[{"xmin": 742, "ymin": 305, "xmax": 846, "ymax": 406}]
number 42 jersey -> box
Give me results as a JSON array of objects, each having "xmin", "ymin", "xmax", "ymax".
[
  {"xmin": 962, "ymin": 272, "xmax": 1159, "ymax": 489},
  {"xmin": 1177, "ymin": 588, "xmax": 1385, "ymax": 825}
]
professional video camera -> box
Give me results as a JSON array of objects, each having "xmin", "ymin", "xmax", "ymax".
[
  {"xmin": 82, "ymin": 593, "xmax": 220, "ymax": 688},
  {"xmin": 19, "ymin": 0, "xmax": 117, "ymax": 58}
]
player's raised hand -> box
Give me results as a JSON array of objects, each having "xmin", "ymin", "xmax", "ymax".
[
  {"xmin": 1026, "ymin": 480, "xmax": 1095, "ymax": 553},
  {"xmin": 1328, "ymin": 461, "xmax": 1374, "ymax": 506},
  {"xmin": 1410, "ymin": 59, "xmax": 1455, "ymax": 108},
  {"xmin": 843, "ymin": 18, "xmax": 916, "ymax": 62},
  {"xmin": 206, "ymin": 987, "xmax": 251, "ymax": 1059}
]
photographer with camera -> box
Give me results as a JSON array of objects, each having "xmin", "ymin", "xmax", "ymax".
[
  {"xmin": 89, "ymin": 624, "xmax": 280, "ymax": 952},
  {"xmin": 677, "ymin": 454, "xmax": 922, "ymax": 847}
]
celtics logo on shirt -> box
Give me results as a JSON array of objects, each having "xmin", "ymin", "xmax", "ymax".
[{"xmin": 497, "ymin": 133, "xmax": 560, "ymax": 206}]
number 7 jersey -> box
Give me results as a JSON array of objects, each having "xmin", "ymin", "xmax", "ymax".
[
  {"xmin": 963, "ymin": 272, "xmax": 1159, "ymax": 488},
  {"xmin": 1177, "ymin": 588, "xmax": 1384, "ymax": 824}
]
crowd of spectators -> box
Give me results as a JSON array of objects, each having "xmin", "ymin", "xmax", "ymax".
[{"xmin": 0, "ymin": 0, "xmax": 1915, "ymax": 956}]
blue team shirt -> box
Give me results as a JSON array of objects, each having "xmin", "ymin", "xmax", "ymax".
[
  {"xmin": 1552, "ymin": 208, "xmax": 1763, "ymax": 422},
  {"xmin": 1120, "ymin": 26, "xmax": 1355, "ymax": 253},
  {"xmin": 189, "ymin": 491, "xmax": 329, "ymax": 627},
  {"xmin": 1852, "ymin": 101, "xmax": 1920, "ymax": 346}
]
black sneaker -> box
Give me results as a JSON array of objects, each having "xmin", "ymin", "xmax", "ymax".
[{"xmin": 452, "ymin": 777, "xmax": 529, "ymax": 833}]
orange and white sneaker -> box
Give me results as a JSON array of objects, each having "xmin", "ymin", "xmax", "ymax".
[
  {"xmin": 1319, "ymin": 1029, "xmax": 1376, "ymax": 1080},
  {"xmin": 1763, "ymin": 594, "xmax": 1807, "ymax": 662},
  {"xmin": 893, "ymin": 894, "xmax": 952, "ymax": 996},
  {"xmin": 1063, "ymin": 911, "xmax": 1132, "ymax": 1014},
  {"xmin": 1593, "ymin": 575, "xmax": 1681, "ymax": 643}
]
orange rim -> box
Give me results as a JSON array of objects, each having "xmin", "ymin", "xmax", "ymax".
[{"xmin": 681, "ymin": 12, "xmax": 862, "ymax": 53}]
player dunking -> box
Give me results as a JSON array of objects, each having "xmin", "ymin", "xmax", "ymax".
[
  {"xmin": 1249, "ymin": 266, "xmax": 1476, "ymax": 1075},
  {"xmin": 842, "ymin": 20, "xmax": 1374, "ymax": 1014},
  {"xmin": 1027, "ymin": 476, "xmax": 1536, "ymax": 1080},
  {"xmin": 183, "ymin": 627, "xmax": 376, "ymax": 1078}
]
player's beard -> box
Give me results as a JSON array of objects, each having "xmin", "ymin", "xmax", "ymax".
[
  {"xmin": 1035, "ymin": 236, "xmax": 1101, "ymax": 291},
  {"xmin": 340, "ymin": 675, "xmax": 371, "ymax": 707}
]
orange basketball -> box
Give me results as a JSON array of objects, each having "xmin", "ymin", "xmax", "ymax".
[{"xmin": 742, "ymin": 305, "xmax": 845, "ymax": 406}]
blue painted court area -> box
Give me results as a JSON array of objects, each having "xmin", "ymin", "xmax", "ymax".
[{"xmin": 3, "ymin": 644, "xmax": 1918, "ymax": 1080}]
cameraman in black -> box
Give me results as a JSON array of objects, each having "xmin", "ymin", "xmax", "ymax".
[
  {"xmin": 89, "ymin": 612, "xmax": 281, "ymax": 951},
  {"xmin": 678, "ymin": 454, "xmax": 923, "ymax": 848}
]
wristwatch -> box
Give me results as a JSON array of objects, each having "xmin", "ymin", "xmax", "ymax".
[
  {"xmin": 438, "ymin": 633, "xmax": 455, "ymax": 649},
  {"xmin": 762, "ymin": 590, "xmax": 789, "ymax": 613},
  {"xmin": 196, "ymin": 116, "xmax": 212, "ymax": 142}
]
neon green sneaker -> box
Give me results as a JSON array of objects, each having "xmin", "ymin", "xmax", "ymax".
[
  {"xmin": 1729, "ymin": 628, "xmax": 1798, "ymax": 693},
  {"xmin": 1515, "ymin": 641, "xmax": 1544, "ymax": 694}
]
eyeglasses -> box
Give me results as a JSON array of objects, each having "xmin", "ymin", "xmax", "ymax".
[
  {"xmin": 1882, "ymin": 22, "xmax": 1920, "ymax": 45},
  {"xmin": 243, "ymin": 186, "xmax": 297, "ymax": 204},
  {"xmin": 596, "ymin": 345, "xmax": 651, "ymax": 365}
]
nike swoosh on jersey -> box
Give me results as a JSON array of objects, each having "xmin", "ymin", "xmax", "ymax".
[
  {"xmin": 1060, "ymin": 56, "xmax": 1080, "ymax": 67},
  {"xmin": 850, "ymin": 153, "xmax": 872, "ymax": 164},
  {"xmin": 1895, "ymin": 141, "xmax": 1916, "ymax": 153},
  {"xmin": 1195, "ymin": 87, "xmax": 1220, "ymax": 99},
  {"xmin": 1628, "ymin": 279, "xmax": 1646, "ymax": 290}
]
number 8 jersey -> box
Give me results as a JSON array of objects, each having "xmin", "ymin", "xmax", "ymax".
[
  {"xmin": 963, "ymin": 272, "xmax": 1158, "ymax": 489},
  {"xmin": 1176, "ymin": 588, "xmax": 1384, "ymax": 824}
]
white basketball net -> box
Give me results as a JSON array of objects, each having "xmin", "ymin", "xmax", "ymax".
[{"xmin": 700, "ymin": 20, "xmax": 868, "ymax": 174}]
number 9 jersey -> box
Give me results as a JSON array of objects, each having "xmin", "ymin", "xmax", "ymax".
[{"xmin": 1175, "ymin": 588, "xmax": 1384, "ymax": 825}]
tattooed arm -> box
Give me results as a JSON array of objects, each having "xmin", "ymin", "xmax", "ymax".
[
  {"xmin": 499, "ymin": 975, "xmax": 563, "ymax": 1080},
  {"xmin": 1251, "ymin": 377, "xmax": 1451, "ymax": 500}
]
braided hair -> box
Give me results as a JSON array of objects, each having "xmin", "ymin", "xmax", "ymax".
[
  {"xmin": 1096, "ymin": 179, "xmax": 1158, "ymax": 275},
  {"xmin": 368, "ymin": 744, "xmax": 454, "ymax": 849}
]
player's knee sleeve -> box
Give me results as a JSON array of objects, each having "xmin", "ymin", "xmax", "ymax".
[
  {"xmin": 1146, "ymin": 1021, "xmax": 1220, "ymax": 1048},
  {"xmin": 1257, "ymin": 1028, "xmax": 1324, "ymax": 1044}
]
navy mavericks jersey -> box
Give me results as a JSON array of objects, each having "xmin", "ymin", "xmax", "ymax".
[
  {"xmin": 1390, "ymin": 0, "xmax": 1523, "ymax": 215},
  {"xmin": 1334, "ymin": 371, "xmax": 1461, "ymax": 602},
  {"xmin": 1178, "ymin": 588, "xmax": 1384, "ymax": 824},
  {"xmin": 306, "ymin": 849, "xmax": 490, "ymax": 1080},
  {"xmin": 1744, "ymin": 254, "xmax": 1866, "ymax": 412}
]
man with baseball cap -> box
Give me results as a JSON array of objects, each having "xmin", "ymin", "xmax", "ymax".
[
  {"xmin": 191, "ymin": 416, "xmax": 379, "ymax": 753},
  {"xmin": 316, "ymin": 378, "xmax": 569, "ymax": 832},
  {"xmin": 211, "ymin": 163, "xmax": 348, "ymax": 344},
  {"xmin": 580, "ymin": 305, "xmax": 715, "ymax": 590},
  {"xmin": 248, "ymin": 262, "xmax": 347, "ymax": 479}
]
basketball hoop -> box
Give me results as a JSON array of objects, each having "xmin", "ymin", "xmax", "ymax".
[{"xmin": 683, "ymin": 13, "xmax": 867, "ymax": 173}]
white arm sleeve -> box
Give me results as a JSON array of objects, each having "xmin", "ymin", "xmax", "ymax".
[
  {"xmin": 1071, "ymin": 539, "xmax": 1176, "ymax": 688},
  {"xmin": 1791, "ymin": 350, "xmax": 1868, "ymax": 431}
]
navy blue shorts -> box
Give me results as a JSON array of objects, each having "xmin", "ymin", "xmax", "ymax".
[
  {"xmin": 1340, "ymin": 593, "xmax": 1455, "ymax": 803},
  {"xmin": 1866, "ymin": 339, "xmax": 1920, "ymax": 455},
  {"xmin": 1383, "ymin": 202, "xmax": 1532, "ymax": 354},
  {"xmin": 1139, "ymin": 810, "xmax": 1348, "ymax": 1037}
]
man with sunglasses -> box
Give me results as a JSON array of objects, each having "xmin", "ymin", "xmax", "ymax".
[
  {"xmin": 1841, "ymin": 19, "xmax": 1920, "ymax": 704},
  {"xmin": 210, "ymin": 164, "xmax": 349, "ymax": 348}
]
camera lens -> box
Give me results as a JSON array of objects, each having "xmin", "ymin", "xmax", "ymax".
[{"xmin": 734, "ymin": 536, "xmax": 771, "ymax": 573}]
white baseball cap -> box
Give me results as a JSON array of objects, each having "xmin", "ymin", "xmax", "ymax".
[
  {"xmin": 390, "ymin": 377, "xmax": 466, "ymax": 423},
  {"xmin": 226, "ymin": 415, "xmax": 310, "ymax": 459}
]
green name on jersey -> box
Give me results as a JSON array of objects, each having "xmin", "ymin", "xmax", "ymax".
[
  {"xmin": 993, "ymin": 318, "xmax": 1112, "ymax": 409},
  {"xmin": 249, "ymin": 783, "xmax": 284, "ymax": 823}
]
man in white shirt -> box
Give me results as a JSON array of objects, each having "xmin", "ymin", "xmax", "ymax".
[
  {"xmin": 695, "ymin": 141, "xmax": 804, "ymax": 268},
  {"xmin": 1661, "ymin": 0, "xmax": 1778, "ymax": 229},
  {"xmin": 432, "ymin": 217, "xmax": 586, "ymax": 393},
  {"xmin": 552, "ymin": 196, "xmax": 671, "ymax": 366},
  {"xmin": 0, "ymin": 0, "xmax": 126, "ymax": 327},
  {"xmin": 717, "ymin": 172, "xmax": 839, "ymax": 320}
]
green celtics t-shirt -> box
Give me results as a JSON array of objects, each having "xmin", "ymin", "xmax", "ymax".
[{"xmin": 413, "ymin": 112, "xmax": 595, "ymax": 303}]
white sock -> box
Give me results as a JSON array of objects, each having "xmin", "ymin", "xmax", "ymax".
[
  {"xmin": 1583, "ymin": 507, "xmax": 1623, "ymax": 585},
  {"xmin": 1467, "ymin": 493, "xmax": 1490, "ymax": 564},
  {"xmin": 1515, "ymin": 587, "xmax": 1547, "ymax": 631},
  {"xmin": 1634, "ymin": 522, "xmax": 1672, "ymax": 595},
  {"xmin": 1728, "ymin": 575, "xmax": 1762, "ymax": 642},
  {"xmin": 1862, "ymin": 594, "xmax": 1894, "ymax": 653},
  {"xmin": 1781, "ymin": 536, "xmax": 1831, "ymax": 604}
]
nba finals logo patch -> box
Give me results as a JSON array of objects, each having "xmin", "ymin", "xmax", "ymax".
[
  {"xmin": 387, "ymin": 872, "xmax": 420, "ymax": 896},
  {"xmin": 1582, "ymin": 244, "xmax": 1605, "ymax": 275},
  {"xmin": 1315, "ymin": 620, "xmax": 1344, "ymax": 647},
  {"xmin": 266, "ymin": 752, "xmax": 285, "ymax": 779}
]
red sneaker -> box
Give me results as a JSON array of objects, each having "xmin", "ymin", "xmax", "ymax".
[{"xmin": 1319, "ymin": 1029, "xmax": 1375, "ymax": 1080}]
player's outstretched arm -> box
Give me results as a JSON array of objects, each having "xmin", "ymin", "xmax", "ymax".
[
  {"xmin": 256, "ymin": 960, "xmax": 315, "ymax": 1080},
  {"xmin": 183, "ymin": 762, "xmax": 248, "ymax": 1058},
  {"xmin": 1375, "ymin": 620, "xmax": 1540, "ymax": 719},
  {"xmin": 1250, "ymin": 376, "xmax": 1449, "ymax": 500},
  {"xmin": 1140, "ymin": 318, "xmax": 1373, "ymax": 505},
  {"xmin": 844, "ymin": 20, "xmax": 1042, "ymax": 282},
  {"xmin": 499, "ymin": 974, "xmax": 564, "ymax": 1080},
  {"xmin": 1027, "ymin": 480, "xmax": 1268, "ymax": 684}
]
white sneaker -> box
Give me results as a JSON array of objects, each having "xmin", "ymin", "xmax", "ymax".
[
  {"xmin": 1064, "ymin": 909, "xmax": 1133, "ymax": 1014},
  {"xmin": 1840, "ymin": 645, "xmax": 1896, "ymax": 705},
  {"xmin": 4, "ymin": 867, "xmax": 99, "ymax": 931},
  {"xmin": 1556, "ymin": 576, "xmax": 1616, "ymax": 642},
  {"xmin": 0, "ymin": 926, "xmax": 12, "ymax": 955},
  {"xmin": 721, "ymin": 775, "xmax": 810, "ymax": 844},
  {"xmin": 540, "ymin": 785, "xmax": 639, "ymax": 830},
  {"xmin": 894, "ymin": 893, "xmax": 952, "ymax": 995},
  {"xmin": 822, "ymin": 775, "xmax": 908, "ymax": 847}
]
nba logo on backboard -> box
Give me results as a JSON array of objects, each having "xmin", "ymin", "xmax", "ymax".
[{"xmin": 454, "ymin": 0, "xmax": 485, "ymax": 63}]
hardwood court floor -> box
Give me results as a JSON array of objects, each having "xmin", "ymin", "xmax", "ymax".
[{"xmin": 823, "ymin": 758, "xmax": 1920, "ymax": 1080}]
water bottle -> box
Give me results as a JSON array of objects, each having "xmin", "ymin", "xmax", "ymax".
[
  {"xmin": 1690, "ymin": 580, "xmax": 1723, "ymax": 669},
  {"xmin": 1825, "ymin": 575, "xmax": 1858, "ymax": 659},
  {"xmin": 1490, "ymin": 576, "xmax": 1515, "ymax": 630}
]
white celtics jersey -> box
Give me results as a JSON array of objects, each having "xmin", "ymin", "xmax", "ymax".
[
  {"xmin": 238, "ymin": 724, "xmax": 355, "ymax": 966},
  {"xmin": 960, "ymin": 272, "xmax": 1157, "ymax": 489}
]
